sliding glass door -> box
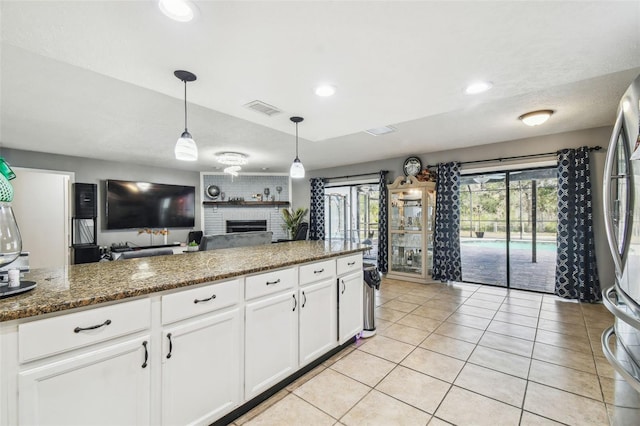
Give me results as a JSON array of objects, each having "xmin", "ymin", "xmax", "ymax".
[
  {"xmin": 508, "ymin": 169, "xmax": 557, "ymax": 292},
  {"xmin": 325, "ymin": 184, "xmax": 380, "ymax": 264},
  {"xmin": 460, "ymin": 173, "xmax": 508, "ymax": 286},
  {"xmin": 459, "ymin": 167, "xmax": 557, "ymax": 292}
]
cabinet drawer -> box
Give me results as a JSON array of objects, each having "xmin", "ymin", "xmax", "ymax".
[
  {"xmin": 245, "ymin": 267, "xmax": 295, "ymax": 300},
  {"xmin": 19, "ymin": 298, "xmax": 151, "ymax": 363},
  {"xmin": 337, "ymin": 254, "xmax": 363, "ymax": 276},
  {"xmin": 299, "ymin": 260, "xmax": 336, "ymax": 286},
  {"xmin": 162, "ymin": 279, "xmax": 240, "ymax": 325}
]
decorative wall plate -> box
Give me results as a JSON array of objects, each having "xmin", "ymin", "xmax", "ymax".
[{"xmin": 403, "ymin": 156, "xmax": 422, "ymax": 176}]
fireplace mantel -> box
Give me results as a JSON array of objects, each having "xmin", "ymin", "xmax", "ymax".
[{"xmin": 202, "ymin": 201, "xmax": 290, "ymax": 207}]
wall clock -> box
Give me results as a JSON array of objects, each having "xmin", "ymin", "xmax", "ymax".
[{"xmin": 403, "ymin": 156, "xmax": 422, "ymax": 176}]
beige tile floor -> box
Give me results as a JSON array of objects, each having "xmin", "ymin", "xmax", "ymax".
[{"xmin": 232, "ymin": 278, "xmax": 640, "ymax": 426}]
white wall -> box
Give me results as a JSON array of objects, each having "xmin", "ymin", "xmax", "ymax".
[
  {"xmin": 1, "ymin": 148, "xmax": 200, "ymax": 248},
  {"xmin": 294, "ymin": 126, "xmax": 615, "ymax": 290}
]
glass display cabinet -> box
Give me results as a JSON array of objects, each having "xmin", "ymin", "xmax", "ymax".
[{"xmin": 387, "ymin": 175, "xmax": 436, "ymax": 283}]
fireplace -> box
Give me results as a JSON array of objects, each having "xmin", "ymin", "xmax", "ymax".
[{"xmin": 226, "ymin": 220, "xmax": 267, "ymax": 233}]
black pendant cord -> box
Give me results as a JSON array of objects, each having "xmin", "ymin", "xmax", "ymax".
[
  {"xmin": 295, "ymin": 122, "xmax": 299, "ymax": 159},
  {"xmin": 184, "ymin": 81, "xmax": 188, "ymax": 132}
]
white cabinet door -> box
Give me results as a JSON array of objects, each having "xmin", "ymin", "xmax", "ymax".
[
  {"xmin": 245, "ymin": 291, "xmax": 298, "ymax": 399},
  {"xmin": 299, "ymin": 279, "xmax": 337, "ymax": 366},
  {"xmin": 338, "ymin": 271, "xmax": 364, "ymax": 344},
  {"xmin": 162, "ymin": 308, "xmax": 242, "ymax": 426},
  {"xmin": 18, "ymin": 336, "xmax": 150, "ymax": 426}
]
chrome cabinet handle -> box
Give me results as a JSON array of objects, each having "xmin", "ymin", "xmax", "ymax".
[
  {"xmin": 602, "ymin": 285, "xmax": 640, "ymax": 331},
  {"xmin": 313, "ymin": 268, "xmax": 324, "ymax": 274},
  {"xmin": 141, "ymin": 341, "xmax": 149, "ymax": 369},
  {"xmin": 341, "ymin": 280, "xmax": 346, "ymax": 294},
  {"xmin": 347, "ymin": 261, "xmax": 356, "ymax": 266},
  {"xmin": 74, "ymin": 319, "xmax": 111, "ymax": 333},
  {"xmin": 292, "ymin": 294, "xmax": 297, "ymax": 312},
  {"xmin": 266, "ymin": 279, "xmax": 281, "ymax": 285},
  {"xmin": 302, "ymin": 291, "xmax": 307, "ymax": 308},
  {"xmin": 601, "ymin": 326, "xmax": 640, "ymax": 393},
  {"xmin": 166, "ymin": 333, "xmax": 173, "ymax": 359},
  {"xmin": 194, "ymin": 294, "xmax": 216, "ymax": 304}
]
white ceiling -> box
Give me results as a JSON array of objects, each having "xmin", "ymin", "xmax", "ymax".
[{"xmin": 1, "ymin": 1, "xmax": 639, "ymax": 173}]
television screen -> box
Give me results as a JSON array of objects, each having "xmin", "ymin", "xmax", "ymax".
[{"xmin": 105, "ymin": 180, "xmax": 195, "ymax": 230}]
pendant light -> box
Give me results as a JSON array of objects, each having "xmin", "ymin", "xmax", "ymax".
[
  {"xmin": 174, "ymin": 70, "xmax": 198, "ymax": 161},
  {"xmin": 289, "ymin": 116, "xmax": 305, "ymax": 178}
]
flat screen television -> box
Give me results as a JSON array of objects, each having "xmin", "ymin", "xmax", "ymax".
[{"xmin": 105, "ymin": 180, "xmax": 195, "ymax": 230}]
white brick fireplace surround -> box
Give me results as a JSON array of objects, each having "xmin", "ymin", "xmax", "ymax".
[{"xmin": 201, "ymin": 173, "xmax": 291, "ymax": 241}]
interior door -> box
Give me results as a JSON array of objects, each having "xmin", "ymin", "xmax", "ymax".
[{"xmin": 11, "ymin": 168, "xmax": 72, "ymax": 268}]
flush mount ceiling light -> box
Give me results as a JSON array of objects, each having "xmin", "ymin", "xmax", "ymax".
[
  {"xmin": 464, "ymin": 81, "xmax": 493, "ymax": 95},
  {"xmin": 519, "ymin": 109, "xmax": 554, "ymax": 126},
  {"xmin": 174, "ymin": 70, "xmax": 198, "ymax": 161},
  {"xmin": 215, "ymin": 152, "xmax": 248, "ymax": 166},
  {"xmin": 289, "ymin": 116, "xmax": 305, "ymax": 179},
  {"xmin": 159, "ymin": 0, "xmax": 195, "ymax": 22},
  {"xmin": 365, "ymin": 125, "xmax": 397, "ymax": 136},
  {"xmin": 315, "ymin": 84, "xmax": 336, "ymax": 97}
]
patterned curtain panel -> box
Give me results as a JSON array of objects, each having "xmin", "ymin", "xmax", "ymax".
[
  {"xmin": 377, "ymin": 171, "xmax": 389, "ymax": 273},
  {"xmin": 555, "ymin": 147, "xmax": 601, "ymax": 302},
  {"xmin": 432, "ymin": 162, "xmax": 462, "ymax": 282},
  {"xmin": 309, "ymin": 178, "xmax": 325, "ymax": 241}
]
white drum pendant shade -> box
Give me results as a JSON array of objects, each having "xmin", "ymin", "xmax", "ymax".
[{"xmin": 175, "ymin": 131, "xmax": 197, "ymax": 161}]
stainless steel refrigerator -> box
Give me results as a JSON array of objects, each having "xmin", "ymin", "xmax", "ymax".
[{"xmin": 602, "ymin": 74, "xmax": 640, "ymax": 391}]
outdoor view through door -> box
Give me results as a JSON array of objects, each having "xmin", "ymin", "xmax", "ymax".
[
  {"xmin": 459, "ymin": 167, "xmax": 557, "ymax": 293},
  {"xmin": 325, "ymin": 184, "xmax": 379, "ymax": 265}
]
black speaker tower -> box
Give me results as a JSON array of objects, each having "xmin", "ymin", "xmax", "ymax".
[
  {"xmin": 74, "ymin": 183, "xmax": 97, "ymax": 218},
  {"xmin": 72, "ymin": 183, "xmax": 100, "ymax": 264}
]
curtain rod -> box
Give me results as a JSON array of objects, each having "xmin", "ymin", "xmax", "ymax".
[
  {"xmin": 324, "ymin": 170, "xmax": 387, "ymax": 181},
  {"xmin": 426, "ymin": 146, "xmax": 602, "ymax": 169}
]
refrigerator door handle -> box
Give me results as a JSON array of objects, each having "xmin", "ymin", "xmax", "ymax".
[
  {"xmin": 601, "ymin": 326, "xmax": 640, "ymax": 393},
  {"xmin": 603, "ymin": 285, "xmax": 640, "ymax": 331},
  {"xmin": 603, "ymin": 108, "xmax": 627, "ymax": 277}
]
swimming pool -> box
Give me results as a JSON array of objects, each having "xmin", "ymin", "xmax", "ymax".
[{"xmin": 461, "ymin": 239, "xmax": 556, "ymax": 251}]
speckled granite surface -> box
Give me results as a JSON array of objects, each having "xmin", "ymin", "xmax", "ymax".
[{"xmin": 0, "ymin": 241, "xmax": 368, "ymax": 322}]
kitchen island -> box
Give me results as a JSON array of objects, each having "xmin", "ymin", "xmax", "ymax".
[{"xmin": 0, "ymin": 240, "xmax": 368, "ymax": 425}]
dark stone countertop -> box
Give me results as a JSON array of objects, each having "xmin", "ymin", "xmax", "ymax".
[{"xmin": 0, "ymin": 241, "xmax": 369, "ymax": 322}]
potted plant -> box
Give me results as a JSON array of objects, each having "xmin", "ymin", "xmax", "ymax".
[
  {"xmin": 187, "ymin": 240, "xmax": 199, "ymax": 252},
  {"xmin": 281, "ymin": 207, "xmax": 309, "ymax": 239}
]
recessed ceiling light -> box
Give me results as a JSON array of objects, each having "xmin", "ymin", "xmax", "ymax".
[
  {"xmin": 464, "ymin": 81, "xmax": 493, "ymax": 95},
  {"xmin": 159, "ymin": 0, "xmax": 195, "ymax": 22},
  {"xmin": 315, "ymin": 85, "xmax": 336, "ymax": 97},
  {"xmin": 519, "ymin": 110, "xmax": 554, "ymax": 126},
  {"xmin": 365, "ymin": 126, "xmax": 397, "ymax": 136}
]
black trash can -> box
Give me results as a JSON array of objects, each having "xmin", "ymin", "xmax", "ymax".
[{"xmin": 362, "ymin": 262, "xmax": 381, "ymax": 338}]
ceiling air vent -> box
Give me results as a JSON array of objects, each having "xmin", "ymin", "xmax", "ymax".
[
  {"xmin": 243, "ymin": 100, "xmax": 282, "ymax": 117},
  {"xmin": 365, "ymin": 125, "xmax": 397, "ymax": 136}
]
